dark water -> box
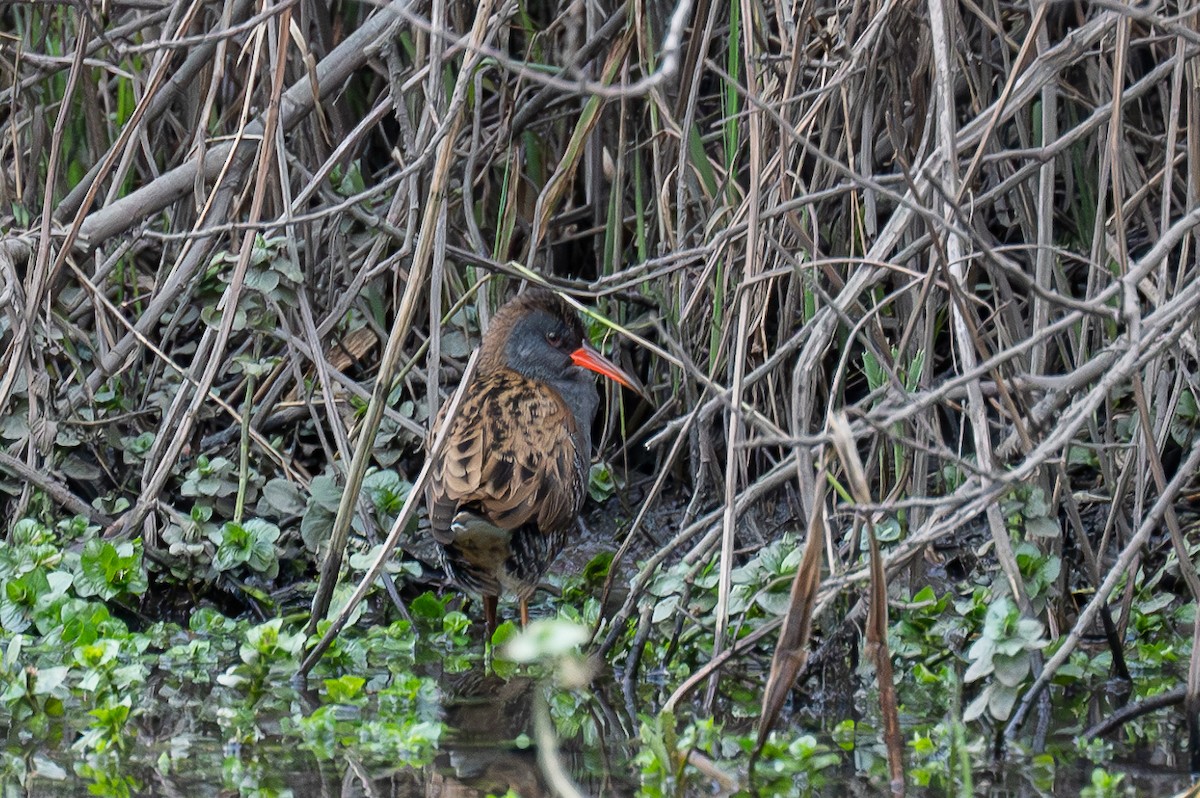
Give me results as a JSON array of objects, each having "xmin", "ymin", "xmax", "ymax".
[
  {"xmin": 10, "ymin": 668, "xmax": 1198, "ymax": 798},
  {"xmin": 9, "ymin": 676, "xmax": 633, "ymax": 797},
  {"xmin": 9, "ymin": 506, "xmax": 1199, "ymax": 795}
]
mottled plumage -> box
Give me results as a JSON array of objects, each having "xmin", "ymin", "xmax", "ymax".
[{"xmin": 426, "ymin": 289, "xmax": 637, "ymax": 632}]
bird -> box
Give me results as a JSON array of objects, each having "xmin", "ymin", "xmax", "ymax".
[{"xmin": 426, "ymin": 288, "xmax": 639, "ymax": 636}]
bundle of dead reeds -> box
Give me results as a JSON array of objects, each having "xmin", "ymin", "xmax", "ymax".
[{"xmin": 3, "ymin": 0, "xmax": 1200, "ymax": 769}]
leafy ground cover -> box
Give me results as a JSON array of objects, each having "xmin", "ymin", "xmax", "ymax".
[{"xmin": 1, "ymin": 502, "xmax": 1195, "ymax": 796}]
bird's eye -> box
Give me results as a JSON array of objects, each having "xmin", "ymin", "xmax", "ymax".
[{"xmin": 546, "ymin": 330, "xmax": 562, "ymax": 346}]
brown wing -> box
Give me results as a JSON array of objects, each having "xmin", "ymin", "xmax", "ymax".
[{"xmin": 427, "ymin": 369, "xmax": 584, "ymax": 544}]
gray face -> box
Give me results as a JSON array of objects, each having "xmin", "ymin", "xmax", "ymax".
[
  {"xmin": 505, "ymin": 309, "xmax": 583, "ymax": 384},
  {"xmin": 504, "ymin": 308, "xmax": 599, "ymax": 443}
]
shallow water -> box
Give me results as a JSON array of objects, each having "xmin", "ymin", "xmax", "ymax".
[
  {"xmin": 10, "ymin": 661, "xmax": 1198, "ymax": 798},
  {"xmin": 7, "ymin": 499, "xmax": 1197, "ymax": 796},
  {"xmin": 8, "ymin": 678, "xmax": 631, "ymax": 797}
]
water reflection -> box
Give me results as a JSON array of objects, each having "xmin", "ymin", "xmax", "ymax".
[
  {"xmin": 9, "ymin": 663, "xmax": 1197, "ymax": 797},
  {"xmin": 432, "ymin": 673, "xmax": 545, "ymax": 797},
  {"xmin": 8, "ymin": 663, "xmax": 640, "ymax": 797}
]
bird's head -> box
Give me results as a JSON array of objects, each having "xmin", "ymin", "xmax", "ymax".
[{"xmin": 480, "ymin": 288, "xmax": 639, "ymax": 392}]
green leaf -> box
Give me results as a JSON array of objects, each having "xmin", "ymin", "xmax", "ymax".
[
  {"xmin": 213, "ymin": 520, "xmax": 279, "ymax": 573},
  {"xmin": 241, "ymin": 617, "xmax": 306, "ymax": 662},
  {"xmin": 274, "ymin": 257, "xmax": 303, "ymax": 284},
  {"xmin": 364, "ymin": 469, "xmax": 411, "ymax": 516},
  {"xmin": 301, "ymin": 505, "xmax": 335, "ymax": 553},
  {"xmin": 1023, "ymin": 487, "xmax": 1049, "ymax": 518},
  {"xmin": 1025, "ymin": 515, "xmax": 1059, "ymax": 538},
  {"xmin": 992, "ymin": 650, "xmax": 1031, "ymax": 687},
  {"xmin": 76, "ymin": 541, "xmax": 146, "ymax": 600},
  {"xmin": 581, "ymin": 551, "xmax": 613, "ymax": 583},
  {"xmin": 409, "ymin": 592, "xmax": 446, "ymax": 621},
  {"xmin": 262, "ymin": 478, "xmax": 307, "ymax": 516},
  {"xmin": 441, "ymin": 330, "xmax": 471, "ymax": 358},
  {"xmin": 651, "ymin": 595, "xmax": 678, "ymax": 624},
  {"xmin": 862, "ymin": 350, "xmax": 885, "ymax": 392},
  {"xmin": 31, "ymin": 666, "xmax": 69, "ymax": 696},
  {"xmin": 244, "ymin": 266, "xmax": 279, "ymax": 294},
  {"xmin": 1016, "ymin": 618, "xmax": 1046, "ymax": 643},
  {"xmin": 963, "ymin": 650, "xmax": 993, "ymax": 683},
  {"xmin": 963, "ymin": 687, "xmax": 990, "ymax": 722},
  {"xmin": 911, "ymin": 585, "xmax": 938, "ymax": 604},
  {"xmin": 326, "ymin": 584, "xmax": 364, "ymax": 627},
  {"xmin": 873, "ymin": 517, "xmax": 902, "ymax": 542},
  {"xmin": 587, "ymin": 461, "xmax": 617, "ymax": 502},
  {"xmin": 323, "ymin": 675, "xmax": 366, "ymax": 704},
  {"xmin": 309, "ymin": 474, "xmax": 343, "ymax": 512},
  {"xmin": 755, "ymin": 589, "xmax": 794, "ymax": 616},
  {"xmin": 987, "ymin": 683, "xmax": 1019, "ymax": 720}
]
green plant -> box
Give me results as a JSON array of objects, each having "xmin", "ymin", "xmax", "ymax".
[
  {"xmin": 1080, "ymin": 767, "xmax": 1128, "ymax": 798},
  {"xmin": 963, "ymin": 596, "xmax": 1048, "ymax": 722},
  {"xmin": 212, "ymin": 519, "xmax": 281, "ymax": 576},
  {"xmin": 76, "ymin": 540, "xmax": 148, "ymax": 601},
  {"xmin": 1002, "ymin": 485, "xmax": 1060, "ymax": 541}
]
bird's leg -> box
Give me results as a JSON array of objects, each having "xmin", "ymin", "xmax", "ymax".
[
  {"xmin": 520, "ymin": 598, "xmax": 529, "ymax": 628},
  {"xmin": 483, "ymin": 594, "xmax": 498, "ymax": 639}
]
